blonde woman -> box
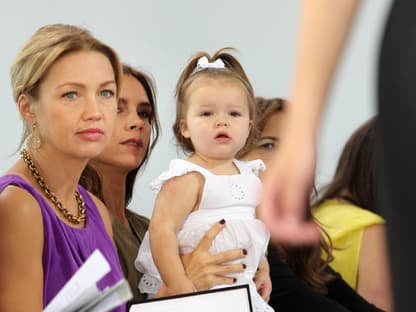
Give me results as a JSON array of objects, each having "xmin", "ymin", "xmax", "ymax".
[{"xmin": 0, "ymin": 24, "xmax": 124, "ymax": 311}]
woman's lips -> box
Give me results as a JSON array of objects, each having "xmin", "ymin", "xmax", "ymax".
[
  {"xmin": 121, "ymin": 138, "xmax": 144, "ymax": 149},
  {"xmin": 77, "ymin": 128, "xmax": 104, "ymax": 141}
]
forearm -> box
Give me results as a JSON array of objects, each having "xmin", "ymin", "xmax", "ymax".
[
  {"xmin": 154, "ymin": 285, "xmax": 168, "ymax": 298},
  {"xmin": 289, "ymin": 0, "xmax": 361, "ymax": 134},
  {"xmin": 149, "ymin": 173, "xmax": 201, "ymax": 289},
  {"xmin": 149, "ymin": 227, "xmax": 190, "ymax": 287}
]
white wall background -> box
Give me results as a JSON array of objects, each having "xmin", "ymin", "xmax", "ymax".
[{"xmin": 0, "ymin": 0, "xmax": 390, "ymax": 217}]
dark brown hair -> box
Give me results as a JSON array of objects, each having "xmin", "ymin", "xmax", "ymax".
[
  {"xmin": 242, "ymin": 96, "xmax": 335, "ymax": 293},
  {"xmin": 273, "ymin": 223, "xmax": 334, "ymax": 294},
  {"xmin": 313, "ymin": 117, "xmax": 377, "ymax": 213},
  {"xmin": 173, "ymin": 48, "xmax": 257, "ymax": 155},
  {"xmin": 80, "ymin": 64, "xmax": 161, "ymax": 206}
]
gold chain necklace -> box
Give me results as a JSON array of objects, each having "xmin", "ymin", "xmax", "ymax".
[{"xmin": 20, "ymin": 149, "xmax": 86, "ymax": 224}]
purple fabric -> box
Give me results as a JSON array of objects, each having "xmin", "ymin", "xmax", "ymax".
[{"xmin": 0, "ymin": 174, "xmax": 125, "ymax": 311}]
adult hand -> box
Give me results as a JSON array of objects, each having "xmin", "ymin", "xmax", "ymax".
[
  {"xmin": 164, "ymin": 276, "xmax": 197, "ymax": 296},
  {"xmin": 258, "ymin": 129, "xmax": 320, "ymax": 246},
  {"xmin": 180, "ymin": 220, "xmax": 247, "ymax": 291},
  {"xmin": 254, "ymin": 258, "xmax": 272, "ymax": 302}
]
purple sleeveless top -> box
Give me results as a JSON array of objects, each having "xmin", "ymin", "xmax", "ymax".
[{"xmin": 0, "ymin": 175, "xmax": 125, "ymax": 311}]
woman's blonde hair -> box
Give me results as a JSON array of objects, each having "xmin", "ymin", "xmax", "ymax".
[
  {"xmin": 10, "ymin": 24, "xmax": 122, "ymax": 147},
  {"xmin": 173, "ymin": 48, "xmax": 257, "ymax": 154}
]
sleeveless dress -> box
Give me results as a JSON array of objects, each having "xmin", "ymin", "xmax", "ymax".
[
  {"xmin": 313, "ymin": 199, "xmax": 385, "ymax": 289},
  {"xmin": 135, "ymin": 159, "xmax": 274, "ymax": 312},
  {"xmin": 0, "ymin": 174, "xmax": 125, "ymax": 312}
]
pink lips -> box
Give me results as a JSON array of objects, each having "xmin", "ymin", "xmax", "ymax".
[
  {"xmin": 77, "ymin": 128, "xmax": 104, "ymax": 141},
  {"xmin": 215, "ymin": 132, "xmax": 231, "ymax": 143},
  {"xmin": 121, "ymin": 138, "xmax": 144, "ymax": 149}
]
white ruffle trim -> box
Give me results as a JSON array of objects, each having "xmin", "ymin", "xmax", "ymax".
[
  {"xmin": 150, "ymin": 159, "xmax": 266, "ymax": 192},
  {"xmin": 244, "ymin": 159, "xmax": 266, "ymax": 176},
  {"xmin": 150, "ymin": 160, "xmax": 206, "ymax": 192},
  {"xmin": 138, "ymin": 273, "xmax": 162, "ymax": 295}
]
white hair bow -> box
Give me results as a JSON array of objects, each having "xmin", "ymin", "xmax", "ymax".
[{"xmin": 195, "ymin": 56, "xmax": 225, "ymax": 72}]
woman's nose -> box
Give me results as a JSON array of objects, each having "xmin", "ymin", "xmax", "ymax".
[
  {"xmin": 83, "ymin": 95, "xmax": 103, "ymax": 121},
  {"xmin": 128, "ymin": 113, "xmax": 144, "ymax": 130}
]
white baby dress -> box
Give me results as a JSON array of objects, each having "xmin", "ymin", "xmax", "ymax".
[{"xmin": 135, "ymin": 159, "xmax": 274, "ymax": 312}]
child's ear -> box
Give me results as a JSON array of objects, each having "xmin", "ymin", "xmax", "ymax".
[
  {"xmin": 179, "ymin": 119, "xmax": 191, "ymax": 138},
  {"xmin": 248, "ymin": 120, "xmax": 253, "ymax": 131},
  {"xmin": 17, "ymin": 94, "xmax": 37, "ymax": 124}
]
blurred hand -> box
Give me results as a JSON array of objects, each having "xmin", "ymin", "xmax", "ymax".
[{"xmin": 258, "ymin": 130, "xmax": 320, "ymax": 246}]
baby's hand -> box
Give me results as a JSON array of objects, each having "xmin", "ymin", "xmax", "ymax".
[
  {"xmin": 166, "ymin": 277, "xmax": 197, "ymax": 296},
  {"xmin": 253, "ymin": 259, "xmax": 272, "ymax": 302}
]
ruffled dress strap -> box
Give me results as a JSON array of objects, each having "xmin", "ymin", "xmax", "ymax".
[
  {"xmin": 150, "ymin": 159, "xmax": 210, "ymax": 192},
  {"xmin": 233, "ymin": 159, "xmax": 266, "ymax": 177}
]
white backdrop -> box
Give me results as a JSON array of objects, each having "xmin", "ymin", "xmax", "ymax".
[{"xmin": 0, "ymin": 0, "xmax": 390, "ymax": 217}]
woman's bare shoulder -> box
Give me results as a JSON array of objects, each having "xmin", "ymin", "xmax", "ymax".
[{"xmin": 0, "ymin": 184, "xmax": 43, "ymax": 221}]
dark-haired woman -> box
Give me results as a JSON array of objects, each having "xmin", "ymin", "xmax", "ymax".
[
  {"xmin": 313, "ymin": 117, "xmax": 392, "ymax": 311},
  {"xmin": 241, "ymin": 97, "xmax": 385, "ymax": 311}
]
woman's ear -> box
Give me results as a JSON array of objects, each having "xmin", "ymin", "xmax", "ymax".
[
  {"xmin": 179, "ymin": 119, "xmax": 190, "ymax": 138},
  {"xmin": 17, "ymin": 94, "xmax": 37, "ymax": 124}
]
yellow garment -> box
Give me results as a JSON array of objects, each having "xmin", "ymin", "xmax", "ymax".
[{"xmin": 313, "ymin": 199, "xmax": 385, "ymax": 289}]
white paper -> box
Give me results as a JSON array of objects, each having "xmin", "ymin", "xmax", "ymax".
[
  {"xmin": 129, "ymin": 285, "xmax": 252, "ymax": 312},
  {"xmin": 80, "ymin": 278, "xmax": 132, "ymax": 312},
  {"xmin": 62, "ymin": 284, "xmax": 101, "ymax": 312},
  {"xmin": 43, "ymin": 249, "xmax": 112, "ymax": 312}
]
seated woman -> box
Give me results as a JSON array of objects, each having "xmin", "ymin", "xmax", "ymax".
[
  {"xmin": 312, "ymin": 116, "xmax": 392, "ymax": 311},
  {"xmin": 80, "ymin": 64, "xmax": 249, "ymax": 304},
  {"xmin": 240, "ymin": 97, "xmax": 386, "ymax": 311},
  {"xmin": 0, "ymin": 24, "xmax": 125, "ymax": 311}
]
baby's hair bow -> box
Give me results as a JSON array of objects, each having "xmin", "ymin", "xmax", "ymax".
[{"xmin": 195, "ymin": 56, "xmax": 225, "ymax": 72}]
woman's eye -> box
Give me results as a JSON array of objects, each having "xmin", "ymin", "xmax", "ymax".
[
  {"xmin": 100, "ymin": 89, "xmax": 115, "ymax": 98},
  {"xmin": 62, "ymin": 91, "xmax": 78, "ymax": 100},
  {"xmin": 258, "ymin": 142, "xmax": 275, "ymax": 150},
  {"xmin": 138, "ymin": 110, "xmax": 151, "ymax": 120}
]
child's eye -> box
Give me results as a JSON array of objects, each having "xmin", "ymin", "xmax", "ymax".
[
  {"xmin": 62, "ymin": 91, "xmax": 78, "ymax": 100},
  {"xmin": 100, "ymin": 89, "xmax": 115, "ymax": 98},
  {"xmin": 229, "ymin": 111, "xmax": 242, "ymax": 117},
  {"xmin": 200, "ymin": 111, "xmax": 212, "ymax": 117}
]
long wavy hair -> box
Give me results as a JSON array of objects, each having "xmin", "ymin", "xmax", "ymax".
[{"xmin": 313, "ymin": 117, "xmax": 377, "ymax": 213}]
